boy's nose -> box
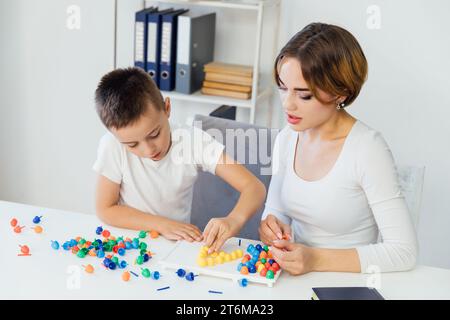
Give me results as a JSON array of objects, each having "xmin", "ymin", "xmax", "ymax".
[{"xmin": 141, "ymin": 142, "xmax": 157, "ymax": 158}]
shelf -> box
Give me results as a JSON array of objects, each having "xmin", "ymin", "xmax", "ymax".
[
  {"xmin": 145, "ymin": 0, "xmax": 281, "ymax": 123},
  {"xmin": 161, "ymin": 86, "xmax": 272, "ymax": 109},
  {"xmin": 154, "ymin": 0, "xmax": 278, "ymax": 11}
]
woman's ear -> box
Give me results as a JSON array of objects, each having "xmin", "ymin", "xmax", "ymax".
[
  {"xmin": 164, "ymin": 97, "xmax": 171, "ymax": 118},
  {"xmin": 335, "ymin": 95, "xmax": 347, "ymax": 106}
]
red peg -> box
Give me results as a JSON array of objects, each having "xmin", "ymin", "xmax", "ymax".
[{"xmin": 13, "ymin": 225, "xmax": 25, "ymax": 233}]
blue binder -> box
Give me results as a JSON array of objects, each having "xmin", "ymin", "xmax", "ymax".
[
  {"xmin": 134, "ymin": 7, "xmax": 157, "ymax": 71},
  {"xmin": 146, "ymin": 8, "xmax": 174, "ymax": 87},
  {"xmin": 159, "ymin": 9, "xmax": 189, "ymax": 91}
]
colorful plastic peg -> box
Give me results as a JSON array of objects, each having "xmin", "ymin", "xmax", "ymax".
[
  {"xmin": 238, "ymin": 278, "xmax": 248, "ymax": 287},
  {"xmin": 176, "ymin": 268, "xmax": 186, "ymax": 278},
  {"xmin": 185, "ymin": 272, "xmax": 196, "ymax": 281},
  {"xmin": 13, "ymin": 225, "xmax": 25, "ymax": 233},
  {"xmin": 135, "ymin": 256, "xmax": 144, "ymax": 265},
  {"xmin": 18, "ymin": 245, "xmax": 31, "ymax": 256},
  {"xmin": 32, "ymin": 216, "xmax": 43, "ymax": 224},
  {"xmin": 95, "ymin": 226, "xmax": 103, "ymax": 235},
  {"xmin": 51, "ymin": 240, "xmax": 60, "ymax": 250},
  {"xmin": 152, "ymin": 271, "xmax": 160, "ymax": 280},
  {"xmin": 102, "ymin": 230, "xmax": 110, "ymax": 238},
  {"xmin": 83, "ymin": 264, "xmax": 94, "ymax": 273},
  {"xmin": 138, "ymin": 230, "xmax": 147, "ymax": 239},
  {"xmin": 32, "ymin": 226, "xmax": 43, "ymax": 234},
  {"xmin": 122, "ymin": 271, "xmax": 130, "ymax": 282},
  {"xmin": 150, "ymin": 230, "xmax": 159, "ymax": 239},
  {"xmin": 141, "ymin": 268, "xmax": 151, "ymax": 278},
  {"xmin": 10, "ymin": 218, "xmax": 18, "ymax": 227}
]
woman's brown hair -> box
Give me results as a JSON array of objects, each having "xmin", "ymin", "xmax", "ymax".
[{"xmin": 274, "ymin": 22, "xmax": 368, "ymax": 107}]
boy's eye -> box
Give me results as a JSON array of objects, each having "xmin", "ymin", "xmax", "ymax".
[
  {"xmin": 128, "ymin": 143, "xmax": 138, "ymax": 148},
  {"xmin": 148, "ymin": 131, "xmax": 160, "ymax": 139}
]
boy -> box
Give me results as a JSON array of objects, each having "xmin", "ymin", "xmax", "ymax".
[{"xmin": 93, "ymin": 67, "xmax": 266, "ymax": 253}]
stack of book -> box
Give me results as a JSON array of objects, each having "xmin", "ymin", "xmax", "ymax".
[{"xmin": 201, "ymin": 62, "xmax": 253, "ymax": 100}]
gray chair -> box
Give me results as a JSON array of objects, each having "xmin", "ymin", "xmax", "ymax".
[
  {"xmin": 190, "ymin": 114, "xmax": 278, "ymax": 240},
  {"xmin": 397, "ymin": 165, "xmax": 425, "ymax": 229}
]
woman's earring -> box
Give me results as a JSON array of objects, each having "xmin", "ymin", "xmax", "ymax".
[{"xmin": 336, "ymin": 102, "xmax": 345, "ymax": 110}]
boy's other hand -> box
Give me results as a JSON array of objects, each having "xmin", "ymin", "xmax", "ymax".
[
  {"xmin": 259, "ymin": 214, "xmax": 291, "ymax": 246},
  {"xmin": 156, "ymin": 216, "xmax": 203, "ymax": 242},
  {"xmin": 203, "ymin": 217, "xmax": 243, "ymax": 254}
]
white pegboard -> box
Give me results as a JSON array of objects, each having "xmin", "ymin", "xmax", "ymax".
[{"xmin": 158, "ymin": 237, "xmax": 281, "ymax": 287}]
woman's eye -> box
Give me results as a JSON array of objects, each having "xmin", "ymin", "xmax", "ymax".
[{"xmin": 298, "ymin": 94, "xmax": 312, "ymax": 100}]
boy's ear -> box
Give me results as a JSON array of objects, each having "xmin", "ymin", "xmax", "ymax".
[{"xmin": 164, "ymin": 97, "xmax": 171, "ymax": 118}]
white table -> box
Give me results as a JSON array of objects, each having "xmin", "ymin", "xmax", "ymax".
[{"xmin": 1, "ymin": 200, "xmax": 449, "ymax": 300}]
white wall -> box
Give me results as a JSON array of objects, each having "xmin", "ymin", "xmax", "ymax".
[
  {"xmin": 0, "ymin": 0, "xmax": 115, "ymax": 214},
  {"xmin": 272, "ymin": 0, "xmax": 450, "ymax": 269},
  {"xmin": 0, "ymin": 0, "xmax": 449, "ymax": 269}
]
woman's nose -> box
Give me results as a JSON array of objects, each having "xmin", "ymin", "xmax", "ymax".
[{"xmin": 283, "ymin": 92, "xmax": 297, "ymax": 112}]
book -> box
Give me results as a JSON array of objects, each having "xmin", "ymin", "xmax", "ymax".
[
  {"xmin": 205, "ymin": 72, "xmax": 252, "ymax": 86},
  {"xmin": 203, "ymin": 80, "xmax": 252, "ymax": 93},
  {"xmin": 201, "ymin": 87, "xmax": 251, "ymax": 100},
  {"xmin": 311, "ymin": 287, "xmax": 385, "ymax": 300},
  {"xmin": 204, "ymin": 62, "xmax": 253, "ymax": 77}
]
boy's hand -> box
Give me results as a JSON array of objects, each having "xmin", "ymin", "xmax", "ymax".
[
  {"xmin": 203, "ymin": 217, "xmax": 243, "ymax": 254},
  {"xmin": 156, "ymin": 216, "xmax": 203, "ymax": 242},
  {"xmin": 259, "ymin": 214, "xmax": 292, "ymax": 246}
]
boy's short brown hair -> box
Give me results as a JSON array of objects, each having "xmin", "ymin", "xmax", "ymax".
[
  {"xmin": 95, "ymin": 67, "xmax": 164, "ymax": 129},
  {"xmin": 274, "ymin": 22, "xmax": 368, "ymax": 107}
]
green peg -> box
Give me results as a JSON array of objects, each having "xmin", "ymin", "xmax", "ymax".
[
  {"xmin": 138, "ymin": 231, "xmax": 147, "ymax": 239},
  {"xmin": 141, "ymin": 268, "xmax": 151, "ymax": 278},
  {"xmin": 136, "ymin": 256, "xmax": 144, "ymax": 265}
]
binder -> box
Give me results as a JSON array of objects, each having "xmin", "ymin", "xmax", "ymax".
[
  {"xmin": 134, "ymin": 7, "xmax": 157, "ymax": 71},
  {"xmin": 175, "ymin": 12, "xmax": 216, "ymax": 94},
  {"xmin": 159, "ymin": 9, "xmax": 189, "ymax": 91},
  {"xmin": 146, "ymin": 8, "xmax": 174, "ymax": 87}
]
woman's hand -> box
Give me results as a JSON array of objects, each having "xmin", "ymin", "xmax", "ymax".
[
  {"xmin": 156, "ymin": 216, "xmax": 203, "ymax": 242},
  {"xmin": 259, "ymin": 214, "xmax": 292, "ymax": 245},
  {"xmin": 270, "ymin": 240, "xmax": 317, "ymax": 275},
  {"xmin": 203, "ymin": 216, "xmax": 243, "ymax": 254}
]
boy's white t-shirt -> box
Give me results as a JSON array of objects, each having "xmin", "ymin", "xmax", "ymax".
[{"xmin": 92, "ymin": 124, "xmax": 224, "ymax": 223}]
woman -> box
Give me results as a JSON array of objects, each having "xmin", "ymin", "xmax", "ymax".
[{"xmin": 259, "ymin": 23, "xmax": 418, "ymax": 275}]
